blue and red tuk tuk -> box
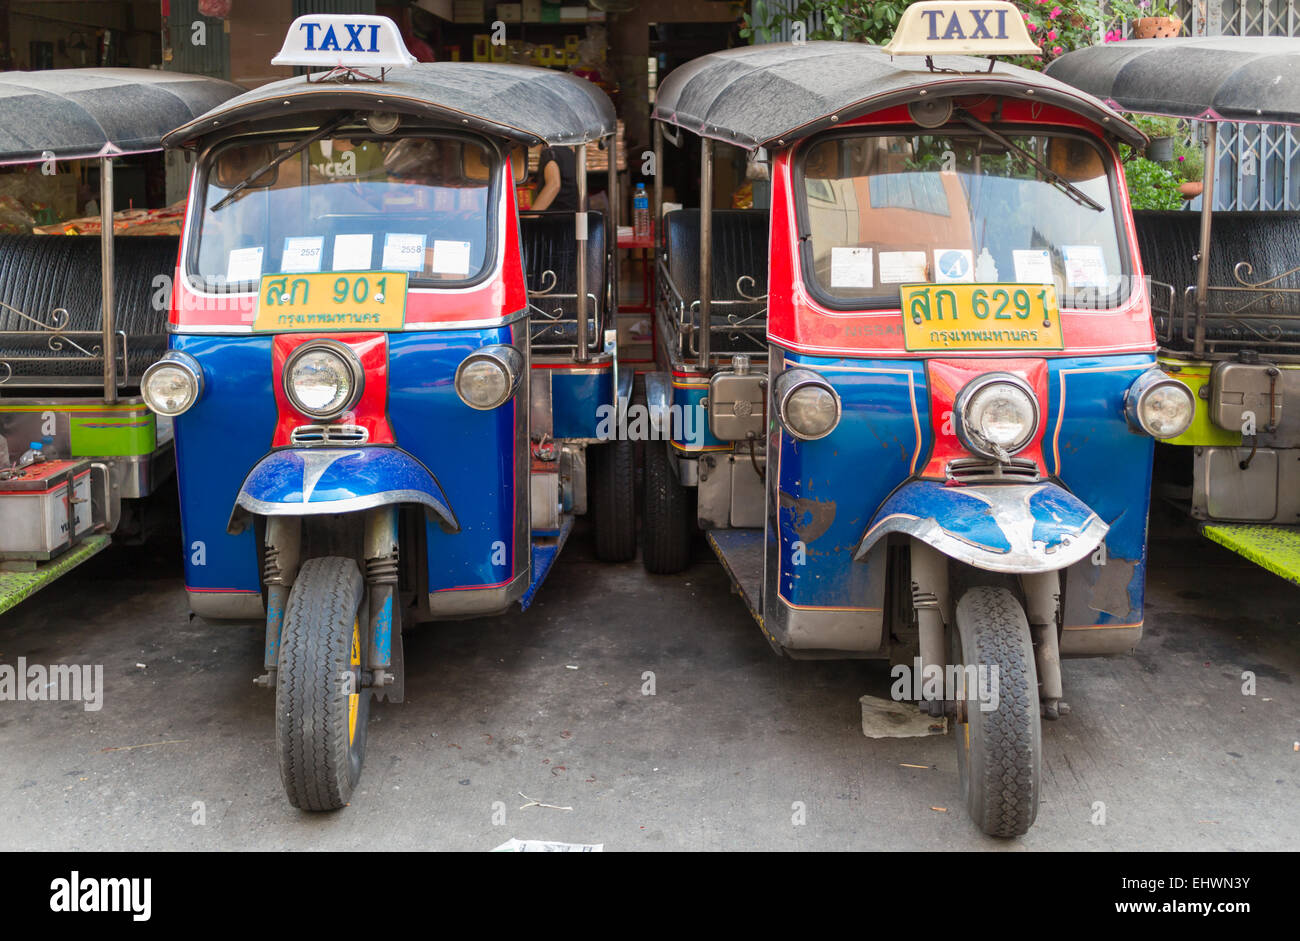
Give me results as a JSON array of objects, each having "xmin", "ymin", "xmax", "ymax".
[
  {"xmin": 147, "ymin": 14, "xmax": 631, "ymax": 809},
  {"xmin": 644, "ymin": 2, "xmax": 1194, "ymax": 835}
]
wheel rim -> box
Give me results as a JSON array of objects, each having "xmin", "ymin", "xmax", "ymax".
[{"xmin": 348, "ymin": 616, "xmax": 361, "ymax": 746}]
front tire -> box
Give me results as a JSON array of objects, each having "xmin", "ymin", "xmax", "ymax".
[
  {"xmin": 951, "ymin": 585, "xmax": 1041, "ymax": 837},
  {"xmin": 589, "ymin": 438, "xmax": 637, "ymax": 562},
  {"xmin": 276, "ymin": 556, "xmax": 369, "ymax": 811}
]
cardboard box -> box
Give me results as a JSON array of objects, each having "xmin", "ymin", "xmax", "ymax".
[
  {"xmin": 560, "ymin": 5, "xmax": 587, "ymax": 21},
  {"xmin": 522, "ymin": 0, "xmax": 542, "ymax": 22},
  {"xmin": 453, "ymin": 0, "xmax": 486, "ymax": 22},
  {"xmin": 496, "ymin": 2, "xmax": 521, "ymax": 21}
]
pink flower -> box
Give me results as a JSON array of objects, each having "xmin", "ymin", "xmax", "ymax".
[
  {"xmin": 1027, "ymin": 22, "xmax": 1038, "ymax": 31},
  {"xmin": 1033, "ymin": 55, "xmax": 1043, "ymax": 61},
  {"xmin": 1177, "ymin": 155, "xmax": 1186, "ymax": 162},
  {"xmin": 1046, "ymin": 28, "xmax": 1058, "ymax": 39},
  {"xmin": 1050, "ymin": 6, "xmax": 1062, "ymax": 18},
  {"xmin": 1051, "ymin": 45, "xmax": 1063, "ymax": 55}
]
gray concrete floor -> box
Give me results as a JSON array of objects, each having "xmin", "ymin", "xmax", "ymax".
[{"xmin": 0, "ymin": 500, "xmax": 1296, "ymax": 851}]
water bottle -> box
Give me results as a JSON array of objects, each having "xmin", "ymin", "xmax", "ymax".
[
  {"xmin": 633, "ymin": 182, "xmax": 650, "ymax": 239},
  {"xmin": 16, "ymin": 441, "xmax": 45, "ymax": 469}
]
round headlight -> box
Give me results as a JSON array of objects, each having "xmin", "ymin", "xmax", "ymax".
[
  {"xmin": 775, "ymin": 368, "xmax": 841, "ymax": 441},
  {"xmin": 285, "ymin": 342, "xmax": 363, "ymax": 419},
  {"xmin": 1126, "ymin": 370, "xmax": 1195, "ymax": 439},
  {"xmin": 142, "ymin": 352, "xmax": 203, "ymax": 416},
  {"xmin": 955, "ymin": 374, "xmax": 1039, "ymax": 460},
  {"xmin": 455, "ymin": 345, "xmax": 522, "ymax": 410}
]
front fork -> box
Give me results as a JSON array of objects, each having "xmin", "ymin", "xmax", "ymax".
[
  {"xmin": 910, "ymin": 540, "xmax": 1065, "ymax": 720},
  {"xmin": 253, "ymin": 505, "xmax": 403, "ymax": 702}
]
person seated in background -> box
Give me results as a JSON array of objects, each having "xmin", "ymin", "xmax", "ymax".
[{"xmin": 530, "ymin": 143, "xmax": 578, "ymax": 211}]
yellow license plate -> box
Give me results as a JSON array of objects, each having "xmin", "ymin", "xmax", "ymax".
[
  {"xmin": 252, "ymin": 272, "xmax": 407, "ymax": 332},
  {"xmin": 900, "ymin": 283, "xmax": 1063, "ymax": 352}
]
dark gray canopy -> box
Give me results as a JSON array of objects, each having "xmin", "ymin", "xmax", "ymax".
[
  {"xmin": 0, "ymin": 68, "xmax": 242, "ymax": 165},
  {"xmin": 652, "ymin": 41, "xmax": 1144, "ymax": 151},
  {"xmin": 164, "ymin": 62, "xmax": 616, "ymax": 149},
  {"xmin": 1045, "ymin": 37, "xmax": 1300, "ymax": 125}
]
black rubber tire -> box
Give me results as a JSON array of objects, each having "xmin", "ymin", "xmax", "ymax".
[
  {"xmin": 276, "ymin": 556, "xmax": 369, "ymax": 811},
  {"xmin": 589, "ymin": 438, "xmax": 637, "ymax": 562},
  {"xmin": 641, "ymin": 438, "xmax": 692, "ymax": 574},
  {"xmin": 952, "ymin": 585, "xmax": 1041, "ymax": 838}
]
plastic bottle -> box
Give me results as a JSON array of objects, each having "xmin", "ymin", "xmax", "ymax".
[
  {"xmin": 633, "ymin": 182, "xmax": 650, "ymax": 239},
  {"xmin": 16, "ymin": 441, "xmax": 45, "ymax": 469}
]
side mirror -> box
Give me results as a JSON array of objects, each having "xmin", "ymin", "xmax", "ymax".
[{"xmin": 1047, "ymin": 138, "xmax": 1104, "ymax": 183}]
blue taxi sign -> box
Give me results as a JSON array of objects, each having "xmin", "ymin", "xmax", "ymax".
[
  {"xmin": 271, "ymin": 14, "xmax": 416, "ymax": 70},
  {"xmin": 883, "ymin": 1, "xmax": 1041, "ymax": 57}
]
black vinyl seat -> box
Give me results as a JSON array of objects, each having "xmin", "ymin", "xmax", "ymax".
[
  {"xmin": 662, "ymin": 208, "xmax": 768, "ymax": 354},
  {"xmin": 520, "ymin": 211, "xmax": 604, "ymax": 348},
  {"xmin": 1134, "ymin": 210, "xmax": 1300, "ymax": 350},
  {"xmin": 0, "ymin": 234, "xmax": 178, "ymax": 384}
]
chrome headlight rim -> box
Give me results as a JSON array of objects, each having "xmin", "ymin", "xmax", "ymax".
[
  {"xmin": 1126, "ymin": 369, "xmax": 1195, "ymax": 440},
  {"xmin": 283, "ymin": 339, "xmax": 365, "ymax": 420},
  {"xmin": 141, "ymin": 351, "xmax": 204, "ymax": 417},
  {"xmin": 774, "ymin": 367, "xmax": 842, "ymax": 441},
  {"xmin": 954, "ymin": 372, "xmax": 1041, "ymax": 461},
  {"xmin": 454, "ymin": 344, "xmax": 523, "ymax": 411}
]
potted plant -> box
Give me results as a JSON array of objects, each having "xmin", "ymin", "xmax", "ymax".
[
  {"xmin": 1131, "ymin": 0, "xmax": 1183, "ymax": 37},
  {"xmin": 1171, "ymin": 136, "xmax": 1205, "ymax": 198},
  {"xmin": 1132, "ymin": 114, "xmax": 1180, "ymax": 162}
]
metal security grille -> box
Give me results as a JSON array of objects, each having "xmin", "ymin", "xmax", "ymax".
[{"xmin": 1175, "ymin": 0, "xmax": 1300, "ymax": 210}]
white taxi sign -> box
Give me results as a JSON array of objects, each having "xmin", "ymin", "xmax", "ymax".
[
  {"xmin": 271, "ymin": 14, "xmax": 416, "ymax": 69},
  {"xmin": 883, "ymin": 1, "xmax": 1041, "ymax": 57}
]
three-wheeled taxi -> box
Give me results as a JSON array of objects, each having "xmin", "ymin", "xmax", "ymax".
[
  {"xmin": 0, "ymin": 69, "xmax": 240, "ymax": 615},
  {"xmin": 644, "ymin": 2, "xmax": 1193, "ymax": 835},
  {"xmin": 1048, "ymin": 38, "xmax": 1300, "ymax": 587},
  {"xmin": 149, "ymin": 14, "xmax": 633, "ymax": 810}
]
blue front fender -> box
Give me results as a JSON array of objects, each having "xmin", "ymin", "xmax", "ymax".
[
  {"xmin": 855, "ymin": 479, "xmax": 1108, "ymax": 574},
  {"xmin": 227, "ymin": 446, "xmax": 459, "ymax": 535}
]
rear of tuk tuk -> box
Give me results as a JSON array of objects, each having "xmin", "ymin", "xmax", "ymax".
[
  {"xmin": 1048, "ymin": 37, "xmax": 1300, "ymax": 587},
  {"xmin": 644, "ymin": 1, "xmax": 1193, "ymax": 836},
  {"xmin": 0, "ymin": 69, "xmax": 240, "ymax": 616},
  {"xmin": 150, "ymin": 14, "xmax": 632, "ymax": 811}
]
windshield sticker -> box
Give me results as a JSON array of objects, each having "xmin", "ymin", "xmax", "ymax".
[
  {"xmin": 1013, "ymin": 249, "xmax": 1054, "ymax": 284},
  {"xmin": 332, "ymin": 233, "xmax": 373, "ymax": 271},
  {"xmin": 1062, "ymin": 245, "xmax": 1108, "ymax": 289},
  {"xmin": 830, "ymin": 247, "xmax": 874, "ymax": 289},
  {"xmin": 281, "ymin": 236, "xmax": 324, "ymax": 273},
  {"xmin": 974, "ymin": 247, "xmax": 999, "ymax": 281},
  {"xmin": 382, "ymin": 233, "xmax": 426, "ymax": 272},
  {"xmin": 226, "ymin": 246, "xmax": 264, "ymax": 284},
  {"xmin": 431, "ymin": 239, "xmax": 472, "ymax": 276},
  {"xmin": 879, "ymin": 251, "xmax": 928, "ymax": 284},
  {"xmin": 934, "ymin": 249, "xmax": 974, "ymax": 284}
]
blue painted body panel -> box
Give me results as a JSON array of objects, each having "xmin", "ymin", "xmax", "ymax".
[
  {"xmin": 772, "ymin": 355, "xmax": 929, "ymax": 610},
  {"xmin": 550, "ymin": 370, "xmax": 614, "ymax": 439},
  {"xmin": 173, "ymin": 327, "xmax": 523, "ymax": 599},
  {"xmin": 670, "ymin": 379, "xmax": 721, "ymax": 450},
  {"xmin": 172, "ymin": 334, "xmax": 276, "ymax": 594},
  {"xmin": 771, "ymin": 351, "xmax": 1155, "ymax": 627},
  {"xmin": 520, "ymin": 517, "xmax": 573, "ymax": 610}
]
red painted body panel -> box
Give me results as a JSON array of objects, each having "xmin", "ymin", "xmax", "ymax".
[
  {"xmin": 767, "ymin": 100, "xmax": 1155, "ymax": 359},
  {"xmin": 270, "ymin": 333, "xmax": 395, "ymax": 446},
  {"xmin": 921, "ymin": 358, "xmax": 1049, "ymax": 478}
]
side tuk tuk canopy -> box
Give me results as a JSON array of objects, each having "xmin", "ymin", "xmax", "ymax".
[
  {"xmin": 0, "ymin": 68, "xmax": 243, "ymax": 165},
  {"xmin": 651, "ymin": 41, "xmax": 1146, "ymax": 151},
  {"xmin": 163, "ymin": 63, "xmax": 617, "ymax": 150},
  {"xmin": 1045, "ymin": 37, "xmax": 1300, "ymax": 126}
]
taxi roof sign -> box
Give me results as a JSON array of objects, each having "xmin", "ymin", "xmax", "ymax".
[
  {"xmin": 271, "ymin": 14, "xmax": 416, "ymax": 70},
  {"xmin": 883, "ymin": 1, "xmax": 1041, "ymax": 57}
]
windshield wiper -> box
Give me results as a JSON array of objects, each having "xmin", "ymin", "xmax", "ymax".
[
  {"xmin": 955, "ymin": 111, "xmax": 1104, "ymax": 213},
  {"xmin": 211, "ymin": 112, "xmax": 356, "ymax": 212}
]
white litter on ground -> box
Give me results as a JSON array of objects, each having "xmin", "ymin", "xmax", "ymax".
[
  {"xmin": 859, "ymin": 694, "xmax": 947, "ymax": 738},
  {"xmin": 491, "ymin": 838, "xmax": 603, "ymax": 852}
]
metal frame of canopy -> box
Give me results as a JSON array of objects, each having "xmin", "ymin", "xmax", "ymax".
[{"xmin": 1047, "ymin": 38, "xmax": 1300, "ymax": 359}]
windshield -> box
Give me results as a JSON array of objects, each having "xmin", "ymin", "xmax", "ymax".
[
  {"xmin": 191, "ymin": 133, "xmax": 494, "ymax": 291},
  {"xmin": 798, "ymin": 130, "xmax": 1129, "ymax": 309}
]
